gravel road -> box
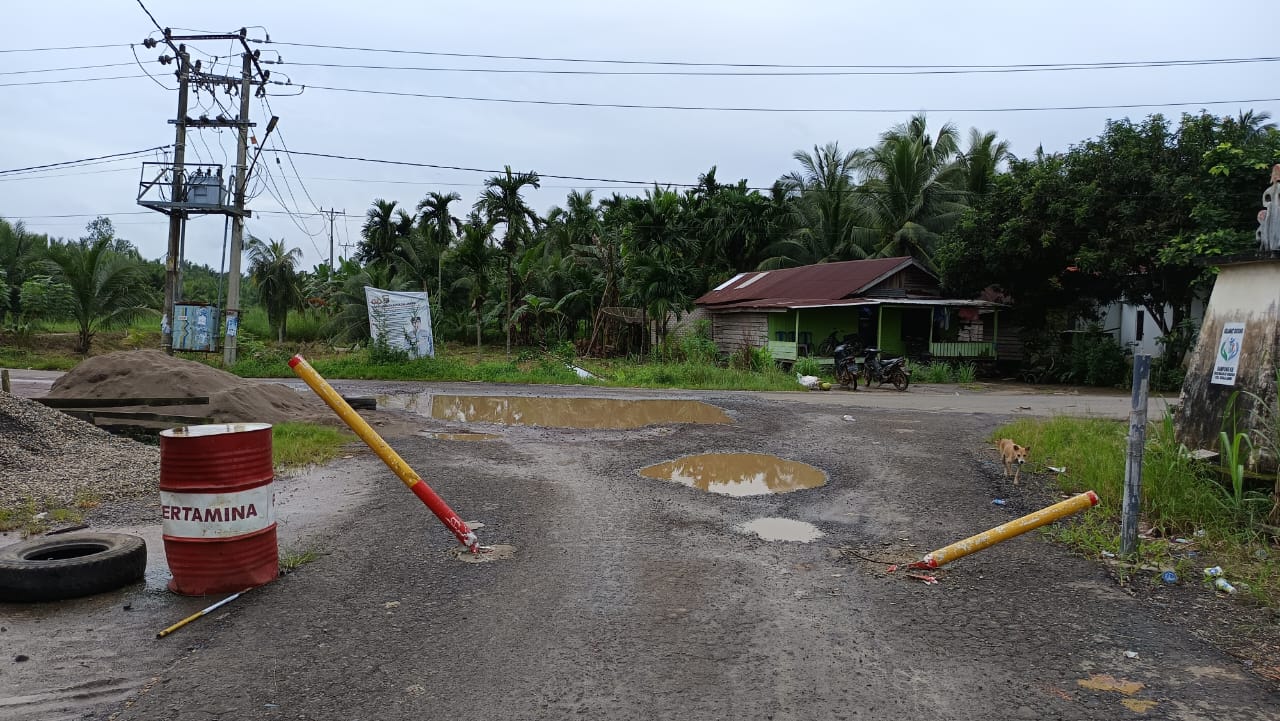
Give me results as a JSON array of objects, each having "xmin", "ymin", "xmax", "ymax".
[{"xmin": 66, "ymin": 386, "xmax": 1274, "ymax": 721}]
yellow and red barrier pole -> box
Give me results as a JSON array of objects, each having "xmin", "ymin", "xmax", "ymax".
[
  {"xmin": 908, "ymin": 491, "xmax": 1099, "ymax": 570},
  {"xmin": 288, "ymin": 355, "xmax": 481, "ymax": 552}
]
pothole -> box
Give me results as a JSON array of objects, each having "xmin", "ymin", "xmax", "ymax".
[
  {"xmin": 415, "ymin": 432, "xmax": 501, "ymax": 441},
  {"xmin": 639, "ymin": 453, "xmax": 826, "ymax": 496},
  {"xmin": 737, "ymin": 517, "xmax": 824, "ymax": 542},
  {"xmin": 449, "ymin": 544, "xmax": 516, "ymax": 563},
  {"xmin": 379, "ymin": 394, "xmax": 731, "ymax": 429}
]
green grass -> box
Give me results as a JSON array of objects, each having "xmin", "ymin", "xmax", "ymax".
[
  {"xmin": 917, "ymin": 362, "xmax": 956, "ymax": 384},
  {"xmin": 995, "ymin": 415, "xmax": 1280, "ymax": 606},
  {"xmin": 0, "ymin": 496, "xmax": 84, "ymax": 537},
  {"xmin": 279, "ymin": 547, "xmax": 323, "ymax": 573},
  {"xmin": 223, "ymin": 344, "xmax": 804, "ymax": 391},
  {"xmin": 915, "ymin": 361, "xmax": 978, "ymax": 385},
  {"xmin": 0, "ymin": 346, "xmax": 79, "ymax": 371},
  {"xmin": 272, "ymin": 422, "xmax": 354, "ymax": 469}
]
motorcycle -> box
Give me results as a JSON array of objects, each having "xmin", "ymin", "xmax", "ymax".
[
  {"xmin": 860, "ymin": 347, "xmax": 911, "ymax": 391},
  {"xmin": 832, "ymin": 339, "xmax": 861, "ymax": 390}
]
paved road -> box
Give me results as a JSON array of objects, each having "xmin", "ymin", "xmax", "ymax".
[
  {"xmin": 3, "ymin": 367, "xmax": 1155, "ymax": 419},
  {"xmin": 69, "ymin": 386, "xmax": 1270, "ymax": 721}
]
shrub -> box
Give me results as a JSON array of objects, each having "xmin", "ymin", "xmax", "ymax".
[
  {"xmin": 917, "ymin": 362, "xmax": 955, "ymax": 384},
  {"xmin": 793, "ymin": 356, "xmax": 823, "ymax": 377},
  {"xmin": 1060, "ymin": 329, "xmax": 1127, "ymax": 387},
  {"xmin": 954, "ymin": 363, "xmax": 977, "ymax": 384}
]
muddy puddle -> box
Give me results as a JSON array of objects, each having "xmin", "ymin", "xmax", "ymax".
[
  {"xmin": 415, "ymin": 431, "xmax": 501, "ymax": 441},
  {"xmin": 380, "ymin": 393, "xmax": 731, "ymax": 429},
  {"xmin": 639, "ymin": 453, "xmax": 826, "ymax": 496},
  {"xmin": 737, "ymin": 517, "xmax": 824, "ymax": 542}
]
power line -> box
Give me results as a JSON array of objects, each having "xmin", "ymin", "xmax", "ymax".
[
  {"xmin": 0, "ymin": 74, "xmax": 145, "ymax": 88},
  {"xmin": 133, "ymin": 0, "xmax": 166, "ymax": 36},
  {"xmin": 284, "ymin": 82, "xmax": 1280, "ymax": 114},
  {"xmin": 0, "ymin": 62, "xmax": 136, "ymax": 76},
  {"xmin": 271, "ymin": 56, "xmax": 1280, "ymax": 77},
  {"xmin": 0, "ymin": 43, "xmax": 131, "ymax": 54},
  {"xmin": 0, "ymin": 146, "xmax": 173, "ymax": 176},
  {"xmin": 262, "ymin": 41, "xmax": 1280, "ymax": 71},
  {"xmin": 131, "ymin": 43, "xmax": 174, "ymax": 90}
]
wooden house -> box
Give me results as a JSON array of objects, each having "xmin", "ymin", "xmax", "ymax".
[{"xmin": 694, "ymin": 257, "xmax": 1004, "ymax": 366}]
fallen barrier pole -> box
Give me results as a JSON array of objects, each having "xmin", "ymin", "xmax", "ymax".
[
  {"xmin": 908, "ymin": 491, "xmax": 1099, "ymax": 570},
  {"xmin": 288, "ymin": 355, "xmax": 481, "ymax": 552},
  {"xmin": 157, "ymin": 589, "xmax": 247, "ymax": 638}
]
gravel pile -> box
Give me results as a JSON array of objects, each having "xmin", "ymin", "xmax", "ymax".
[{"xmin": 0, "ymin": 391, "xmax": 160, "ymax": 510}]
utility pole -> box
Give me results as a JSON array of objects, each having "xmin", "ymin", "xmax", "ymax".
[
  {"xmin": 319, "ymin": 208, "xmax": 347, "ymax": 269},
  {"xmin": 161, "ymin": 44, "xmax": 190, "ymax": 354},
  {"xmin": 223, "ymin": 47, "xmax": 254, "ymax": 366},
  {"xmin": 138, "ymin": 28, "xmax": 272, "ymax": 362}
]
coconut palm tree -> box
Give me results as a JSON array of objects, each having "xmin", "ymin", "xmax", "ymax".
[
  {"xmin": 416, "ymin": 191, "xmax": 464, "ymax": 305},
  {"xmin": 245, "ymin": 235, "xmax": 303, "ymax": 342},
  {"xmin": 761, "ymin": 142, "xmax": 866, "ymax": 267},
  {"xmin": 854, "ymin": 114, "xmax": 969, "ymax": 269},
  {"xmin": 0, "ymin": 218, "xmax": 48, "ymax": 325},
  {"xmin": 450, "ymin": 216, "xmax": 497, "ymax": 354},
  {"xmin": 954, "ymin": 128, "xmax": 1014, "ymax": 200},
  {"xmin": 41, "ymin": 237, "xmax": 153, "ymax": 353},
  {"xmin": 476, "ymin": 166, "xmax": 541, "ymax": 355}
]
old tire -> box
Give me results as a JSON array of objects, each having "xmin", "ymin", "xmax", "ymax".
[
  {"xmin": 891, "ymin": 368, "xmax": 911, "ymax": 392},
  {"xmin": 0, "ymin": 533, "xmax": 146, "ymax": 602}
]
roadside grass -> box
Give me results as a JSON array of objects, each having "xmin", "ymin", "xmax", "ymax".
[
  {"xmin": 0, "ymin": 496, "xmax": 85, "ymax": 537},
  {"xmin": 272, "ymin": 422, "xmax": 354, "ymax": 469},
  {"xmin": 916, "ymin": 362, "xmax": 978, "ymax": 385},
  {"xmin": 279, "ymin": 547, "xmax": 324, "ymax": 574},
  {"xmin": 224, "ymin": 343, "xmax": 803, "ymax": 391},
  {"xmin": 995, "ymin": 415, "xmax": 1280, "ymax": 606}
]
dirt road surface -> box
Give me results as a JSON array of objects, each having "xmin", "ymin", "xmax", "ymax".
[{"xmin": 3, "ymin": 380, "xmax": 1274, "ymax": 720}]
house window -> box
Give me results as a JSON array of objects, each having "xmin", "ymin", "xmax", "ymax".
[{"xmin": 1135, "ymin": 310, "xmax": 1145, "ymax": 342}]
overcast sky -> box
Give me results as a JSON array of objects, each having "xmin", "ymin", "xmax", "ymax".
[{"xmin": 3, "ymin": 1, "xmax": 1275, "ymax": 271}]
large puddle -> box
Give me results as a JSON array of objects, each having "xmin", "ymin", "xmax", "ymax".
[
  {"xmin": 380, "ymin": 393, "xmax": 731, "ymax": 429},
  {"xmin": 639, "ymin": 453, "xmax": 826, "ymax": 496}
]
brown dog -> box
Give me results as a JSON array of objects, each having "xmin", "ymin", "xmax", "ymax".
[{"xmin": 998, "ymin": 438, "xmax": 1031, "ymax": 485}]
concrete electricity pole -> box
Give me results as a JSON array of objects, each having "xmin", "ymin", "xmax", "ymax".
[
  {"xmin": 319, "ymin": 208, "xmax": 347, "ymax": 269},
  {"xmin": 161, "ymin": 45, "xmax": 190, "ymax": 354},
  {"xmin": 222, "ymin": 48, "xmax": 255, "ymax": 366}
]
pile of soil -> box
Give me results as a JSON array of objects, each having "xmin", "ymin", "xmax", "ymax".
[
  {"xmin": 47, "ymin": 350, "xmax": 327, "ymax": 424},
  {"xmin": 0, "ymin": 391, "xmax": 160, "ymax": 509}
]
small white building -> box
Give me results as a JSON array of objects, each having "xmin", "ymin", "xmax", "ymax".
[{"xmin": 1091, "ymin": 297, "xmax": 1207, "ymax": 358}]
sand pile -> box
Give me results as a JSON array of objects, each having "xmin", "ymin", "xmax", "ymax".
[
  {"xmin": 0, "ymin": 390, "xmax": 160, "ymax": 508},
  {"xmin": 47, "ymin": 350, "xmax": 326, "ymax": 424}
]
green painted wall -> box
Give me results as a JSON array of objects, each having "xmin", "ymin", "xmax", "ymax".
[{"xmin": 766, "ymin": 307, "xmax": 873, "ymax": 355}]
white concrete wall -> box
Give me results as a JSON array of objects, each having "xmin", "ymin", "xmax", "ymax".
[{"xmin": 1091, "ymin": 297, "xmax": 1206, "ymax": 358}]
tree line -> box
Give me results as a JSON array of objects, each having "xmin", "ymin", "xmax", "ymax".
[{"xmin": 3, "ymin": 109, "xmax": 1276, "ymax": 362}]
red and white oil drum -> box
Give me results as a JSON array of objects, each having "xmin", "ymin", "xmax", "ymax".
[{"xmin": 159, "ymin": 423, "xmax": 278, "ymax": 595}]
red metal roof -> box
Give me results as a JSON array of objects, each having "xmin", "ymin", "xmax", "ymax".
[{"xmin": 695, "ymin": 257, "xmax": 921, "ymax": 306}]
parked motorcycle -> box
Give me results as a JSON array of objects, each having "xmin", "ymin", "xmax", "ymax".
[
  {"xmin": 833, "ymin": 340, "xmax": 860, "ymax": 390},
  {"xmin": 860, "ymin": 347, "xmax": 911, "ymax": 391}
]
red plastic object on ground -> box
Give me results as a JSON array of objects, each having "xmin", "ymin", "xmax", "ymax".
[{"xmin": 159, "ymin": 423, "xmax": 279, "ymax": 596}]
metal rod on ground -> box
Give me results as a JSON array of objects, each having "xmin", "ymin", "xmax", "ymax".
[
  {"xmin": 907, "ymin": 491, "xmax": 1100, "ymax": 570},
  {"xmin": 287, "ymin": 354, "xmax": 481, "ymax": 552},
  {"xmin": 156, "ymin": 589, "xmax": 247, "ymax": 638},
  {"xmin": 1121, "ymin": 354, "xmax": 1151, "ymax": 557}
]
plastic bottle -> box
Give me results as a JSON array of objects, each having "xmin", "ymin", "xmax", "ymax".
[
  {"xmin": 1213, "ymin": 577, "xmax": 1236, "ymax": 594},
  {"xmin": 1203, "ymin": 566, "xmax": 1224, "ymax": 578}
]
